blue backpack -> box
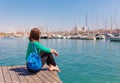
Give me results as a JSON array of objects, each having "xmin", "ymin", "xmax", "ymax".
[{"xmin": 26, "ymin": 43, "xmax": 42, "ymax": 72}]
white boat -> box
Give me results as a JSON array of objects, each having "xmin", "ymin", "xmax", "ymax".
[
  {"xmin": 41, "ymin": 34, "xmax": 48, "ymax": 39},
  {"xmin": 95, "ymin": 34, "xmax": 106, "ymax": 40},
  {"xmin": 80, "ymin": 35, "xmax": 96, "ymax": 40},
  {"xmin": 109, "ymin": 37, "xmax": 120, "ymax": 42}
]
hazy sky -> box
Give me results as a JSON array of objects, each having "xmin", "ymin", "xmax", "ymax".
[{"xmin": 0, "ymin": 0, "xmax": 120, "ymax": 32}]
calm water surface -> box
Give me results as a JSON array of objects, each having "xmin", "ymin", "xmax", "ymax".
[{"xmin": 0, "ymin": 38, "xmax": 120, "ymax": 83}]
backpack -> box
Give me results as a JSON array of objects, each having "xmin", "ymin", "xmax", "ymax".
[{"xmin": 26, "ymin": 43, "xmax": 42, "ymax": 72}]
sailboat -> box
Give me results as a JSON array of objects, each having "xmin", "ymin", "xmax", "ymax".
[
  {"xmin": 109, "ymin": 4, "xmax": 120, "ymax": 42},
  {"xmin": 80, "ymin": 13, "xmax": 96, "ymax": 40}
]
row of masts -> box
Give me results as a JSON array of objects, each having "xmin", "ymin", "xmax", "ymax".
[{"xmin": 73, "ymin": 15, "xmax": 120, "ymax": 35}]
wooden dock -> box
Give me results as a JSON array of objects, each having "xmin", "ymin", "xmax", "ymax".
[{"xmin": 0, "ymin": 66, "xmax": 62, "ymax": 83}]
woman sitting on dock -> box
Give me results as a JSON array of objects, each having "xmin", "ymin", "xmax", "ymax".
[{"xmin": 26, "ymin": 28, "xmax": 60, "ymax": 72}]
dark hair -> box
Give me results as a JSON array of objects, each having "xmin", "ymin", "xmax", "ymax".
[{"xmin": 29, "ymin": 28, "xmax": 41, "ymax": 41}]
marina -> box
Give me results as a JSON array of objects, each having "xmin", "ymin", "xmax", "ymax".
[{"xmin": 0, "ymin": 27, "xmax": 120, "ymax": 42}]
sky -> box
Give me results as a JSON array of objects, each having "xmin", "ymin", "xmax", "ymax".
[{"xmin": 0, "ymin": 0, "xmax": 120, "ymax": 32}]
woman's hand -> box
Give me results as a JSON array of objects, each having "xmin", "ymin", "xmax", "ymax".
[{"xmin": 51, "ymin": 49, "xmax": 58, "ymax": 56}]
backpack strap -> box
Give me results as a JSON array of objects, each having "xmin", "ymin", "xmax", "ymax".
[{"xmin": 32, "ymin": 43, "xmax": 38, "ymax": 54}]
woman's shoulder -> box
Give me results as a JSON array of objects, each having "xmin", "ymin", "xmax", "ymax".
[
  {"xmin": 29, "ymin": 41, "xmax": 41, "ymax": 46},
  {"xmin": 33, "ymin": 41, "xmax": 41, "ymax": 45}
]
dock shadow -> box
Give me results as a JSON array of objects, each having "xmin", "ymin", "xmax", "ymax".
[{"xmin": 9, "ymin": 66, "xmax": 48, "ymax": 76}]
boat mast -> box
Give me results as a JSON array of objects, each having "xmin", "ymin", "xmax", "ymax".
[
  {"xmin": 96, "ymin": 14, "xmax": 99, "ymax": 34},
  {"xmin": 110, "ymin": 16, "xmax": 113, "ymax": 34},
  {"xmin": 74, "ymin": 16, "xmax": 78, "ymax": 35},
  {"xmin": 85, "ymin": 13, "xmax": 88, "ymax": 35},
  {"xmin": 45, "ymin": 20, "xmax": 48, "ymax": 35}
]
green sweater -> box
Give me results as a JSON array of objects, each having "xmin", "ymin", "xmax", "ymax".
[{"xmin": 26, "ymin": 41, "xmax": 51, "ymax": 59}]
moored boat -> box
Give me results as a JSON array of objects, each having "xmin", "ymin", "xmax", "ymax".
[{"xmin": 109, "ymin": 36, "xmax": 120, "ymax": 42}]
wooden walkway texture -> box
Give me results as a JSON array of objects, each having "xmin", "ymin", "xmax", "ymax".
[{"xmin": 0, "ymin": 66, "xmax": 62, "ymax": 83}]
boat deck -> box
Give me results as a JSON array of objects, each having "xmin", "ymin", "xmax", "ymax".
[{"xmin": 0, "ymin": 66, "xmax": 62, "ymax": 83}]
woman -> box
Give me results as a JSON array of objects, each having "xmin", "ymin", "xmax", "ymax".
[{"xmin": 26, "ymin": 28, "xmax": 60, "ymax": 72}]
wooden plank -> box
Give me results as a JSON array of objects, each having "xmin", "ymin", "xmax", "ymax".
[
  {"xmin": 2, "ymin": 66, "xmax": 12, "ymax": 83},
  {"xmin": 0, "ymin": 66, "xmax": 5, "ymax": 83},
  {"xmin": 45, "ymin": 71, "xmax": 61, "ymax": 83},
  {"xmin": 42, "ymin": 65, "xmax": 57, "ymax": 82},
  {"xmin": 44, "ymin": 70, "xmax": 61, "ymax": 83},
  {"xmin": 11, "ymin": 66, "xmax": 28, "ymax": 83},
  {"xmin": 43, "ymin": 65, "xmax": 61, "ymax": 83},
  {"xmin": 40, "ymin": 70, "xmax": 58, "ymax": 83},
  {"xmin": 17, "ymin": 66, "xmax": 36, "ymax": 83},
  {"xmin": 30, "ymin": 74, "xmax": 43, "ymax": 83},
  {"xmin": 26, "ymin": 70, "xmax": 44, "ymax": 83},
  {"xmin": 37, "ymin": 71, "xmax": 51, "ymax": 83},
  {"xmin": 51, "ymin": 71, "xmax": 62, "ymax": 82},
  {"xmin": 8, "ymin": 66, "xmax": 21, "ymax": 83},
  {"xmin": 53, "ymin": 72, "xmax": 62, "ymax": 83},
  {"xmin": 15, "ymin": 66, "xmax": 28, "ymax": 83}
]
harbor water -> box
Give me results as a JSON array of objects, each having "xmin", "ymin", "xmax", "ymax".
[{"xmin": 0, "ymin": 38, "xmax": 120, "ymax": 83}]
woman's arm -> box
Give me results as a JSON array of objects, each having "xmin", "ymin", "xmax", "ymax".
[
  {"xmin": 51, "ymin": 49, "xmax": 58, "ymax": 56},
  {"xmin": 35, "ymin": 42, "xmax": 58, "ymax": 56},
  {"xmin": 36, "ymin": 42, "xmax": 51, "ymax": 53}
]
